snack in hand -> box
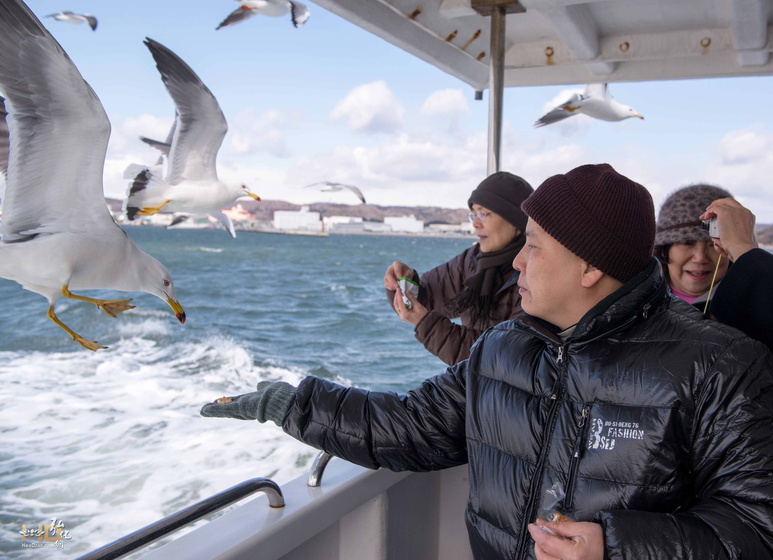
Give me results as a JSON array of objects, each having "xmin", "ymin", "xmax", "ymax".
[{"xmin": 216, "ymin": 397, "xmax": 233, "ymax": 404}]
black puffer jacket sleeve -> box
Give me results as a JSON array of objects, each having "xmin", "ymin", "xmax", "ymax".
[
  {"xmin": 596, "ymin": 337, "xmax": 773, "ymax": 559},
  {"xmin": 711, "ymin": 248, "xmax": 773, "ymax": 350},
  {"xmin": 281, "ymin": 368, "xmax": 469, "ymax": 472}
]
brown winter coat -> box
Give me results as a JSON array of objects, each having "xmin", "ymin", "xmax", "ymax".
[{"xmin": 387, "ymin": 242, "xmax": 524, "ymax": 365}]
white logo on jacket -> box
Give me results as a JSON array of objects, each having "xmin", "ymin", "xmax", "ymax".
[{"xmin": 588, "ymin": 418, "xmax": 645, "ymax": 451}]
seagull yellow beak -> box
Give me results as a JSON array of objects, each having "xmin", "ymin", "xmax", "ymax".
[
  {"xmin": 167, "ymin": 297, "xmax": 186, "ymax": 324},
  {"xmin": 242, "ymin": 185, "xmax": 261, "ymax": 201},
  {"xmin": 635, "ymin": 114, "xmax": 644, "ymax": 120}
]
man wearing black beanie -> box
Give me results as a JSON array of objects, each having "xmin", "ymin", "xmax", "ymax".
[{"xmin": 203, "ymin": 163, "xmax": 773, "ymax": 560}]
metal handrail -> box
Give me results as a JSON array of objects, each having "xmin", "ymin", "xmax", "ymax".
[
  {"xmin": 77, "ymin": 477, "xmax": 284, "ymax": 560},
  {"xmin": 307, "ymin": 451, "xmax": 333, "ymax": 487}
]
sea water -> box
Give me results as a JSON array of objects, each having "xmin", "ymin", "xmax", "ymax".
[{"xmin": 0, "ymin": 227, "xmax": 471, "ymax": 558}]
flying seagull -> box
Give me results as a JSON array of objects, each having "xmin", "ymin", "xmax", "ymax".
[
  {"xmin": 534, "ymin": 84, "xmax": 643, "ymax": 128},
  {"xmin": 304, "ymin": 181, "xmax": 367, "ymax": 204},
  {"xmin": 45, "ymin": 11, "xmax": 97, "ymax": 31},
  {"xmin": 0, "ymin": 0, "xmax": 185, "ymax": 351},
  {"xmin": 216, "ymin": 0, "xmax": 310, "ymax": 30},
  {"xmin": 124, "ymin": 38, "xmax": 261, "ymax": 238}
]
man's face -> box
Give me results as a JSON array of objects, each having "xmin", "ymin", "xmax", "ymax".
[{"xmin": 513, "ymin": 219, "xmax": 589, "ymax": 329}]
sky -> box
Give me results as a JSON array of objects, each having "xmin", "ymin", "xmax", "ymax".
[{"xmin": 14, "ymin": 0, "xmax": 773, "ymax": 224}]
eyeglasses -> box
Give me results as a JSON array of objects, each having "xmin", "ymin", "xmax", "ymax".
[{"xmin": 468, "ymin": 210, "xmax": 491, "ymax": 223}]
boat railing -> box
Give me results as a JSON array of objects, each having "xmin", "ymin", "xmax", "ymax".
[
  {"xmin": 307, "ymin": 451, "xmax": 333, "ymax": 487},
  {"xmin": 76, "ymin": 477, "xmax": 285, "ymax": 560}
]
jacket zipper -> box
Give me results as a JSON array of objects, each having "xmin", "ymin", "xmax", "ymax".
[
  {"xmin": 564, "ymin": 405, "xmax": 590, "ymax": 509},
  {"xmin": 516, "ymin": 343, "xmax": 566, "ymax": 558}
]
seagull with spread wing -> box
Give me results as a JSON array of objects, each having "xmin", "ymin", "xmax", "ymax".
[
  {"xmin": 45, "ymin": 10, "xmax": 97, "ymax": 30},
  {"xmin": 216, "ymin": 0, "xmax": 310, "ymax": 30},
  {"xmin": 0, "ymin": 0, "xmax": 185, "ymax": 351},
  {"xmin": 304, "ymin": 181, "xmax": 367, "ymax": 204},
  {"xmin": 124, "ymin": 38, "xmax": 261, "ymax": 238},
  {"xmin": 534, "ymin": 84, "xmax": 643, "ymax": 128}
]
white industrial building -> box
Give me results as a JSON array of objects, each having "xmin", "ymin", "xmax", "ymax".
[
  {"xmin": 273, "ymin": 207, "xmax": 323, "ymax": 233},
  {"xmin": 384, "ymin": 215, "xmax": 424, "ymax": 233}
]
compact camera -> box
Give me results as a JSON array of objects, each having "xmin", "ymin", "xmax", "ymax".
[{"xmin": 701, "ymin": 216, "xmax": 719, "ymax": 238}]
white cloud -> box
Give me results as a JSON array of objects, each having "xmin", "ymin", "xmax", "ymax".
[
  {"xmin": 228, "ymin": 108, "xmax": 300, "ymax": 158},
  {"xmin": 702, "ymin": 127, "xmax": 773, "ymax": 224},
  {"xmin": 420, "ymin": 89, "xmax": 470, "ymax": 117},
  {"xmin": 329, "ymin": 80, "xmax": 404, "ymax": 134},
  {"xmin": 420, "ymin": 89, "xmax": 471, "ymax": 134},
  {"xmin": 107, "ymin": 114, "xmax": 173, "ymax": 156},
  {"xmin": 715, "ymin": 127, "xmax": 770, "ymax": 165}
]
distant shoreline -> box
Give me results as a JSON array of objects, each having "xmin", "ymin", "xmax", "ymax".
[{"xmin": 122, "ymin": 222, "xmax": 477, "ymax": 240}]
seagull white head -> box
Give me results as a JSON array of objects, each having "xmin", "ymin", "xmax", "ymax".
[{"xmin": 131, "ymin": 250, "xmax": 186, "ymax": 325}]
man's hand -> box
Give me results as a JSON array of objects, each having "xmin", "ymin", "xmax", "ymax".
[
  {"xmin": 384, "ymin": 261, "xmax": 414, "ymax": 291},
  {"xmin": 700, "ymin": 198, "xmax": 758, "ymax": 262},
  {"xmin": 528, "ymin": 519, "xmax": 604, "ymax": 560},
  {"xmin": 393, "ymin": 284, "xmax": 428, "ymax": 326}
]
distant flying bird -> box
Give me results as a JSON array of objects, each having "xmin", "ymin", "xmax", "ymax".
[
  {"xmin": 216, "ymin": 0, "xmax": 310, "ymax": 30},
  {"xmin": 0, "ymin": 0, "xmax": 185, "ymax": 351},
  {"xmin": 124, "ymin": 38, "xmax": 261, "ymax": 238},
  {"xmin": 304, "ymin": 181, "xmax": 367, "ymax": 204},
  {"xmin": 45, "ymin": 10, "xmax": 97, "ymax": 30},
  {"xmin": 534, "ymin": 83, "xmax": 643, "ymax": 128}
]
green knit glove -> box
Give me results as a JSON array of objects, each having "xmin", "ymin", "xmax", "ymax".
[{"xmin": 200, "ymin": 381, "xmax": 296, "ymax": 426}]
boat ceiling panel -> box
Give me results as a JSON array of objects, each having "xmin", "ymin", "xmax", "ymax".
[{"xmin": 312, "ymin": 0, "xmax": 773, "ymax": 89}]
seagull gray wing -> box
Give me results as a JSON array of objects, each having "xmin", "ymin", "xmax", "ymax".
[
  {"xmin": 216, "ymin": 7, "xmax": 256, "ymax": 30},
  {"xmin": 290, "ymin": 1, "xmax": 310, "ymax": 27},
  {"xmin": 583, "ymin": 83, "xmax": 608, "ymax": 100},
  {"xmin": 143, "ymin": 38, "xmax": 226, "ymax": 186},
  {"xmin": 0, "ymin": 1, "xmax": 113, "ymax": 241},
  {"xmin": 340, "ymin": 183, "xmax": 366, "ymax": 204},
  {"xmin": 82, "ymin": 14, "xmax": 97, "ymax": 30},
  {"xmin": 534, "ymin": 92, "xmax": 583, "ymax": 128},
  {"xmin": 210, "ymin": 211, "xmax": 236, "ymax": 238},
  {"xmin": 140, "ymin": 118, "xmax": 176, "ymax": 164},
  {"xmin": 0, "ymin": 96, "xmax": 8, "ymax": 176},
  {"xmin": 534, "ymin": 107, "xmax": 574, "ymax": 127},
  {"xmin": 140, "ymin": 135, "xmax": 172, "ymax": 156}
]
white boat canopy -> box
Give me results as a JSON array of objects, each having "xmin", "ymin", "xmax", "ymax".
[
  {"xmin": 311, "ymin": 0, "xmax": 773, "ymax": 89},
  {"xmin": 311, "ymin": 0, "xmax": 773, "ymax": 172}
]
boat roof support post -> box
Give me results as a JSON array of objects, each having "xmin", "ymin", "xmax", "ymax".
[{"xmin": 487, "ymin": 6, "xmax": 506, "ymax": 175}]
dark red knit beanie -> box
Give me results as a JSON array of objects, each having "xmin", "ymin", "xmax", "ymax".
[
  {"xmin": 468, "ymin": 171, "xmax": 534, "ymax": 232},
  {"xmin": 521, "ymin": 163, "xmax": 655, "ymax": 283}
]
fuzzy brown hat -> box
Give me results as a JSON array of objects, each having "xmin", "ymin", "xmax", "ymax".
[
  {"xmin": 521, "ymin": 163, "xmax": 655, "ymax": 283},
  {"xmin": 654, "ymin": 184, "xmax": 733, "ymax": 246},
  {"xmin": 468, "ymin": 171, "xmax": 534, "ymax": 232}
]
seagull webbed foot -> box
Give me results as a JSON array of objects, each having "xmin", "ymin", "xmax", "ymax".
[
  {"xmin": 136, "ymin": 199, "xmax": 171, "ymax": 216},
  {"xmin": 47, "ymin": 304, "xmax": 107, "ymax": 351},
  {"xmin": 60, "ymin": 285, "xmax": 135, "ymax": 318},
  {"xmin": 74, "ymin": 336, "xmax": 108, "ymax": 352},
  {"xmin": 98, "ymin": 299, "xmax": 136, "ymax": 318}
]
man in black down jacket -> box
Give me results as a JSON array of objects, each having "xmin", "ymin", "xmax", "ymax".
[{"xmin": 202, "ymin": 163, "xmax": 773, "ymax": 559}]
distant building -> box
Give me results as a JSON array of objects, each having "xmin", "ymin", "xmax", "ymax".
[
  {"xmin": 363, "ymin": 222, "xmax": 392, "ymax": 233},
  {"xmin": 325, "ymin": 216, "xmax": 364, "ymax": 233},
  {"xmin": 384, "ymin": 215, "xmax": 424, "ymax": 233},
  {"xmin": 427, "ymin": 222, "xmax": 475, "ymax": 235},
  {"xmin": 274, "ymin": 206, "xmax": 323, "ymax": 232}
]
